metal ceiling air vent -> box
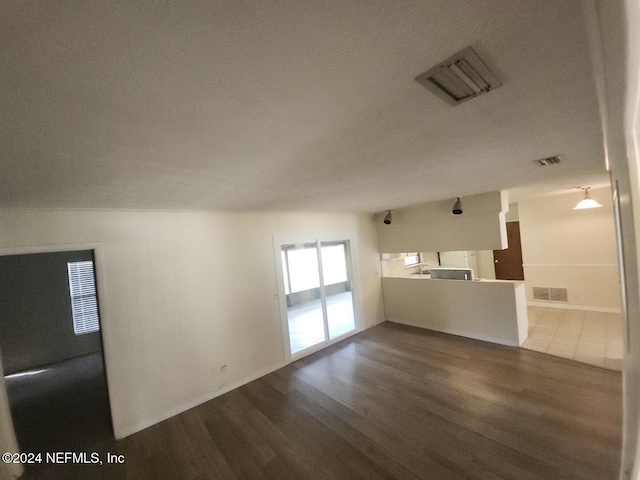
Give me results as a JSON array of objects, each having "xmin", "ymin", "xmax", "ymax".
[
  {"xmin": 415, "ymin": 46, "xmax": 502, "ymax": 106},
  {"xmin": 534, "ymin": 155, "xmax": 563, "ymax": 166}
]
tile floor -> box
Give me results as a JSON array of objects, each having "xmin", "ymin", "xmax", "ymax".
[{"xmin": 522, "ymin": 306, "xmax": 623, "ymax": 371}]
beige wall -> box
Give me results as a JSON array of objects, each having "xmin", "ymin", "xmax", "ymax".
[
  {"xmin": 624, "ymin": 0, "xmax": 640, "ymax": 474},
  {"xmin": 0, "ymin": 209, "xmax": 384, "ymax": 442},
  {"xmin": 476, "ymin": 250, "xmax": 497, "ymax": 280},
  {"xmin": 382, "ymin": 277, "xmax": 528, "ymax": 347},
  {"xmin": 601, "ymin": 0, "xmax": 640, "ymax": 475},
  {"xmin": 376, "ymin": 191, "xmax": 508, "ymax": 253},
  {"xmin": 505, "ymin": 202, "xmax": 519, "ymax": 222},
  {"xmin": 518, "ymin": 187, "xmax": 621, "ymax": 311},
  {"xmin": 380, "ymin": 255, "xmax": 418, "ymax": 277}
]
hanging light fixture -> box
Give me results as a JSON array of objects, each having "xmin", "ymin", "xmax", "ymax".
[
  {"xmin": 452, "ymin": 197, "xmax": 463, "ymax": 215},
  {"xmin": 383, "ymin": 210, "xmax": 392, "ymax": 225},
  {"xmin": 573, "ymin": 187, "xmax": 603, "ymax": 210}
]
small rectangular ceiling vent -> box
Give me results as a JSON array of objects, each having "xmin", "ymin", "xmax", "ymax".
[
  {"xmin": 534, "ymin": 155, "xmax": 563, "ymax": 166},
  {"xmin": 415, "ymin": 46, "xmax": 502, "ymax": 106}
]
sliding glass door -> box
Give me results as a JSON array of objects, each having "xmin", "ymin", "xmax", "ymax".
[
  {"xmin": 278, "ymin": 238, "xmax": 357, "ymax": 358},
  {"xmin": 282, "ymin": 242, "xmax": 326, "ymax": 354},
  {"xmin": 320, "ymin": 241, "xmax": 356, "ymax": 340}
]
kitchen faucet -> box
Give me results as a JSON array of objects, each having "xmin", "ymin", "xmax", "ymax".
[{"xmin": 418, "ymin": 263, "xmax": 430, "ymax": 274}]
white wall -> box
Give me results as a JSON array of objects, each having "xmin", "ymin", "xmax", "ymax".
[
  {"xmin": 518, "ymin": 187, "xmax": 622, "ymax": 311},
  {"xmin": 438, "ymin": 250, "xmax": 467, "ymax": 268},
  {"xmin": 505, "ymin": 202, "xmax": 519, "ymax": 222},
  {"xmin": 375, "ymin": 191, "xmax": 508, "ymax": 253},
  {"xmin": 476, "ymin": 250, "xmax": 497, "ymax": 280},
  {"xmin": 584, "ymin": 0, "xmax": 640, "ymax": 476},
  {"xmin": 471, "ymin": 200, "xmax": 516, "ymax": 280},
  {"xmin": 624, "ymin": 0, "xmax": 640, "ymax": 475},
  {"xmin": 382, "ymin": 277, "xmax": 528, "ymax": 347},
  {"xmin": 0, "ymin": 209, "xmax": 384, "ymax": 443},
  {"xmin": 380, "ymin": 255, "xmax": 419, "ymax": 277},
  {"xmin": 599, "ymin": 0, "xmax": 640, "ymax": 477}
]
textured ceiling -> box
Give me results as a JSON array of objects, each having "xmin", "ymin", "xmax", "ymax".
[{"xmin": 0, "ymin": 0, "xmax": 607, "ymax": 212}]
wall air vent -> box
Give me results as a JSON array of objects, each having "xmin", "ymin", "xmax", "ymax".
[
  {"xmin": 532, "ymin": 287, "xmax": 550, "ymax": 301},
  {"xmin": 549, "ymin": 288, "xmax": 568, "ymax": 302},
  {"xmin": 415, "ymin": 46, "xmax": 502, "ymax": 106},
  {"xmin": 533, "ymin": 287, "xmax": 568, "ymax": 302},
  {"xmin": 534, "ymin": 155, "xmax": 563, "ymax": 166}
]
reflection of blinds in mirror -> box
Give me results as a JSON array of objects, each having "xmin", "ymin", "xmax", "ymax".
[{"xmin": 67, "ymin": 261, "xmax": 100, "ymax": 335}]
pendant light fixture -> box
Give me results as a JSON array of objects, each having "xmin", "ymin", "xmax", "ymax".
[
  {"xmin": 573, "ymin": 187, "xmax": 603, "ymax": 210},
  {"xmin": 452, "ymin": 197, "xmax": 463, "ymax": 215},
  {"xmin": 383, "ymin": 210, "xmax": 392, "ymax": 225}
]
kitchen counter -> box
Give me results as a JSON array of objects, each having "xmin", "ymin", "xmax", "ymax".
[
  {"xmin": 401, "ymin": 274, "xmax": 518, "ymax": 283},
  {"xmin": 382, "ymin": 275, "xmax": 528, "ymax": 347}
]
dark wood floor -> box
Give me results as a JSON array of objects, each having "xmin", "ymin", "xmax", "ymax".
[
  {"xmin": 7, "ymin": 352, "xmax": 112, "ymax": 455},
  {"xmin": 22, "ymin": 322, "xmax": 622, "ymax": 480}
]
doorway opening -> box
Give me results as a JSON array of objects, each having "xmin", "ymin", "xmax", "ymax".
[
  {"xmin": 278, "ymin": 238, "xmax": 358, "ymax": 359},
  {"xmin": 493, "ymin": 221, "xmax": 525, "ymax": 281},
  {"xmin": 0, "ymin": 249, "xmax": 113, "ymax": 456}
]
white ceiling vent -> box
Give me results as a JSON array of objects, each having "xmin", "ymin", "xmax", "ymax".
[
  {"xmin": 534, "ymin": 155, "xmax": 563, "ymax": 166},
  {"xmin": 415, "ymin": 47, "xmax": 502, "ymax": 106}
]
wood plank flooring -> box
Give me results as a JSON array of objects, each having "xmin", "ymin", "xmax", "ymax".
[
  {"xmin": 7, "ymin": 352, "xmax": 112, "ymax": 455},
  {"xmin": 22, "ymin": 322, "xmax": 622, "ymax": 480}
]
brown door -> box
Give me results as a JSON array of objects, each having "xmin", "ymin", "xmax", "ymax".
[{"xmin": 493, "ymin": 221, "xmax": 525, "ymax": 280}]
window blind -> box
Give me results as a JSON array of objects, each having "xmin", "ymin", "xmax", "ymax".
[
  {"xmin": 67, "ymin": 261, "xmax": 100, "ymax": 335},
  {"xmin": 404, "ymin": 253, "xmax": 420, "ymax": 267}
]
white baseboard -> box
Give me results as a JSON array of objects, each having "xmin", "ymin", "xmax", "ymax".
[
  {"xmin": 386, "ymin": 318, "xmax": 520, "ymax": 348},
  {"xmin": 116, "ymin": 361, "xmax": 287, "ymax": 439},
  {"xmin": 369, "ymin": 316, "xmax": 386, "ymax": 327},
  {"xmin": 526, "ymin": 302, "xmax": 622, "ymax": 313},
  {"xmin": 116, "ymin": 323, "xmax": 381, "ymax": 440}
]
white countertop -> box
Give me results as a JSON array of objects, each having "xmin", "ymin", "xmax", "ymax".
[{"xmin": 386, "ymin": 274, "xmax": 522, "ymax": 284}]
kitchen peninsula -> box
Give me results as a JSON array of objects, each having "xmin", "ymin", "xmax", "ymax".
[
  {"xmin": 382, "ymin": 274, "xmax": 528, "ymax": 347},
  {"xmin": 376, "ymin": 191, "xmax": 528, "ymax": 347}
]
